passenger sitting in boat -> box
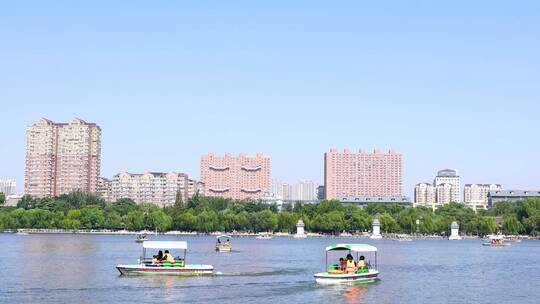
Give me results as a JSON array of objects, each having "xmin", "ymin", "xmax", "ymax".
[
  {"xmin": 217, "ymin": 239, "xmax": 221, "ymax": 244},
  {"xmin": 152, "ymin": 255, "xmax": 159, "ymax": 265},
  {"xmin": 157, "ymin": 250, "xmax": 164, "ymax": 261},
  {"xmin": 339, "ymin": 257, "xmax": 347, "ymax": 270},
  {"xmin": 345, "ymin": 254, "xmax": 357, "ymax": 273},
  {"xmin": 357, "ymin": 255, "xmax": 366, "ymax": 270},
  {"xmin": 163, "ymin": 250, "xmax": 175, "ymax": 263}
]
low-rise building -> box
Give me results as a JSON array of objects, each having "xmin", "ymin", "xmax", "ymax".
[
  {"xmin": 5, "ymin": 194, "xmax": 23, "ymax": 207},
  {"xmin": 487, "ymin": 190, "xmax": 540, "ymax": 208},
  {"xmin": 111, "ymin": 172, "xmax": 189, "ymax": 207},
  {"xmin": 339, "ymin": 196, "xmax": 412, "ymax": 208},
  {"xmin": 464, "ymin": 184, "xmax": 502, "ymax": 211},
  {"xmin": 97, "ymin": 177, "xmax": 112, "ymax": 201}
]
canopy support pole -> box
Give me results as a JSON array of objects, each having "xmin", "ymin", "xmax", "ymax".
[{"xmin": 325, "ymin": 251, "xmax": 327, "ymax": 270}]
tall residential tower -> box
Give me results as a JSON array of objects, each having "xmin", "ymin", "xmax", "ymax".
[
  {"xmin": 25, "ymin": 118, "xmax": 101, "ymax": 197},
  {"xmin": 324, "ymin": 149, "xmax": 402, "ymax": 199},
  {"xmin": 201, "ymin": 153, "xmax": 270, "ymax": 200}
]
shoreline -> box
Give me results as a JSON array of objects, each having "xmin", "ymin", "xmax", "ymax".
[{"xmin": 3, "ymin": 228, "xmax": 536, "ymax": 240}]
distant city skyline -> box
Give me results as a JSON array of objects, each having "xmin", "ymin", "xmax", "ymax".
[{"xmin": 1, "ymin": 1, "xmax": 540, "ymax": 197}]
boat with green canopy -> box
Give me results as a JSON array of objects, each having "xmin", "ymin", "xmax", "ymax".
[
  {"xmin": 116, "ymin": 241, "xmax": 213, "ymax": 276},
  {"xmin": 314, "ymin": 243, "xmax": 379, "ymax": 284}
]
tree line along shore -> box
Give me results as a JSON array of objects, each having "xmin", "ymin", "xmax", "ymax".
[{"xmin": 0, "ymin": 192, "xmax": 539, "ymax": 236}]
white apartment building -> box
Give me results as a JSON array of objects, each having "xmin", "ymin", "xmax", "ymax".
[
  {"xmin": 414, "ymin": 183, "xmax": 436, "ymax": 208},
  {"xmin": 111, "ymin": 172, "xmax": 189, "ymax": 207},
  {"xmin": 271, "ymin": 179, "xmax": 319, "ymax": 202},
  {"xmin": 434, "ymin": 169, "xmax": 460, "ymax": 203},
  {"xmin": 0, "ymin": 179, "xmax": 17, "ymax": 196},
  {"xmin": 464, "ymin": 184, "xmax": 502, "ymax": 211},
  {"xmin": 436, "ymin": 183, "xmax": 453, "ymax": 205}
]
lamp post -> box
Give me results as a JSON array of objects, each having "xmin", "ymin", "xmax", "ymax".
[{"xmin": 416, "ymin": 213, "xmax": 424, "ymax": 237}]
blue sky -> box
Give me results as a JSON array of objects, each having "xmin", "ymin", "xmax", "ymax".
[{"xmin": 1, "ymin": 1, "xmax": 539, "ymax": 197}]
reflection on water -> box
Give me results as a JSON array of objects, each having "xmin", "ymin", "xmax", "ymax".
[
  {"xmin": 2, "ymin": 234, "xmax": 540, "ymax": 304},
  {"xmin": 344, "ymin": 285, "xmax": 367, "ymax": 304}
]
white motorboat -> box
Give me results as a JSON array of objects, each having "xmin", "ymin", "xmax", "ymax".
[
  {"xmin": 215, "ymin": 235, "xmax": 232, "ymax": 252},
  {"xmin": 117, "ymin": 241, "xmax": 214, "ymax": 276},
  {"xmin": 314, "ymin": 243, "xmax": 379, "ymax": 285},
  {"xmin": 482, "ymin": 235, "xmax": 510, "ymax": 247},
  {"xmin": 135, "ymin": 233, "xmax": 149, "ymax": 243},
  {"xmin": 256, "ymin": 233, "xmax": 273, "ymax": 240}
]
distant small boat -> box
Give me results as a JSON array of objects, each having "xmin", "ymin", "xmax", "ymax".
[
  {"xmin": 393, "ymin": 234, "xmax": 413, "ymax": 242},
  {"xmin": 504, "ymin": 235, "xmax": 522, "ymax": 243},
  {"xmin": 256, "ymin": 233, "xmax": 273, "ymax": 240},
  {"xmin": 482, "ymin": 235, "xmax": 510, "ymax": 247},
  {"xmin": 16, "ymin": 229, "xmax": 28, "ymax": 235},
  {"xmin": 136, "ymin": 233, "xmax": 149, "ymax": 243},
  {"xmin": 215, "ymin": 235, "xmax": 232, "ymax": 252}
]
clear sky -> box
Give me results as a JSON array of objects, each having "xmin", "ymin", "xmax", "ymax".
[{"xmin": 1, "ymin": 1, "xmax": 539, "ymax": 197}]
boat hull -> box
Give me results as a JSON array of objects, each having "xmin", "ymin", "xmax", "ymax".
[
  {"xmin": 482, "ymin": 243, "xmax": 510, "ymax": 247},
  {"xmin": 216, "ymin": 245, "xmax": 232, "ymax": 252},
  {"xmin": 116, "ymin": 264, "xmax": 214, "ymax": 276},
  {"xmin": 314, "ymin": 270, "xmax": 379, "ymax": 284}
]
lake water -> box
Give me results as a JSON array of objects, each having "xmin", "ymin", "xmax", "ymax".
[{"xmin": 1, "ymin": 234, "xmax": 539, "ymax": 304}]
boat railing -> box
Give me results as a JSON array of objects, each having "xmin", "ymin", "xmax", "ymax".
[{"xmin": 141, "ymin": 257, "xmax": 186, "ymax": 267}]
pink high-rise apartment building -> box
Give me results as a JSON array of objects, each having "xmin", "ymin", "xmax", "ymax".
[
  {"xmin": 200, "ymin": 153, "xmax": 270, "ymax": 200},
  {"xmin": 25, "ymin": 118, "xmax": 101, "ymax": 197},
  {"xmin": 324, "ymin": 149, "xmax": 402, "ymax": 199}
]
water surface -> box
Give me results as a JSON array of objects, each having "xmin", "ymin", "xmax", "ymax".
[{"xmin": 1, "ymin": 234, "xmax": 538, "ymax": 303}]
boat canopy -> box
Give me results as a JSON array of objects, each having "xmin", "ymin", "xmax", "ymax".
[
  {"xmin": 489, "ymin": 235, "xmax": 504, "ymax": 240},
  {"xmin": 325, "ymin": 244, "xmax": 377, "ymax": 252},
  {"xmin": 142, "ymin": 241, "xmax": 187, "ymax": 250},
  {"xmin": 216, "ymin": 235, "xmax": 232, "ymax": 239}
]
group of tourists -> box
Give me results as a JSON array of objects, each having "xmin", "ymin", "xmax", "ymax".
[
  {"xmin": 151, "ymin": 250, "xmax": 176, "ymax": 265},
  {"xmin": 217, "ymin": 238, "xmax": 230, "ymax": 244},
  {"xmin": 338, "ymin": 254, "xmax": 367, "ymax": 273}
]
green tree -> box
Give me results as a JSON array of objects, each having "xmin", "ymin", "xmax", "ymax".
[
  {"xmin": 197, "ymin": 210, "xmax": 219, "ymax": 232},
  {"xmin": 125, "ymin": 210, "xmax": 144, "ymax": 230},
  {"xmin": 344, "ymin": 208, "xmax": 370, "ymax": 232},
  {"xmin": 419, "ymin": 213, "xmax": 435, "ymax": 234},
  {"xmin": 26, "ymin": 209, "xmax": 54, "ymax": 228},
  {"xmin": 478, "ymin": 217, "xmax": 498, "ymax": 236},
  {"xmin": 80, "ymin": 207, "xmax": 105, "ymax": 229},
  {"xmin": 234, "ymin": 212, "xmax": 250, "ymax": 231},
  {"xmin": 147, "ymin": 209, "xmax": 172, "ymax": 231},
  {"xmin": 176, "ymin": 211, "xmax": 198, "ymax": 231},
  {"xmin": 380, "ymin": 213, "xmax": 398, "ymax": 233},
  {"xmin": 0, "ymin": 192, "xmax": 5, "ymax": 205},
  {"xmin": 278, "ymin": 211, "xmax": 298, "ymax": 233},
  {"xmin": 502, "ymin": 215, "xmax": 523, "ymax": 235},
  {"xmin": 254, "ymin": 210, "xmax": 278, "ymax": 232},
  {"xmin": 61, "ymin": 209, "xmax": 82, "ymax": 229},
  {"xmin": 106, "ymin": 198, "xmax": 137, "ymax": 216}
]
